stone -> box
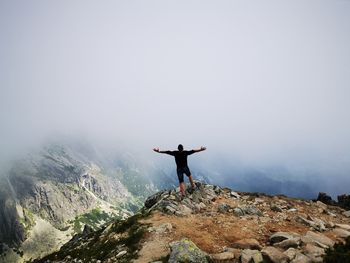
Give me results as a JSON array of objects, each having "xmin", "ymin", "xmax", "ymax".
[
  {"xmin": 243, "ymin": 206, "xmax": 263, "ymax": 216},
  {"xmin": 210, "ymin": 251, "xmax": 235, "ymax": 261},
  {"xmin": 145, "ymin": 191, "xmax": 166, "ymax": 208},
  {"xmin": 269, "ymin": 232, "xmax": 300, "ymax": 244},
  {"xmin": 303, "ymin": 244, "xmax": 325, "ymax": 262},
  {"xmin": 304, "ymin": 231, "xmax": 334, "ymax": 248},
  {"xmin": 316, "ymin": 193, "xmax": 335, "ymax": 206},
  {"xmin": 296, "ymin": 216, "xmax": 325, "ymax": 232},
  {"xmin": 241, "ymin": 249, "xmax": 263, "ymax": 263},
  {"xmin": 343, "ymin": 210, "xmax": 350, "ymax": 217},
  {"xmin": 337, "ymin": 194, "xmax": 350, "ymax": 210},
  {"xmin": 291, "ymin": 252, "xmax": 312, "ymax": 263},
  {"xmin": 168, "ymin": 238, "xmax": 208, "ymax": 263},
  {"xmin": 283, "ymin": 248, "xmax": 297, "ymax": 261},
  {"xmin": 335, "ymin": 223, "xmax": 350, "ymax": 230},
  {"xmin": 274, "ymin": 238, "xmax": 300, "ymax": 249},
  {"xmin": 270, "ymin": 204, "xmax": 283, "ymax": 212},
  {"xmin": 233, "ymin": 207, "xmax": 244, "ymax": 217},
  {"xmin": 116, "ymin": 252, "xmax": 127, "ymax": 260},
  {"xmin": 218, "ymin": 203, "xmax": 231, "ymax": 213},
  {"xmin": 332, "ymin": 228, "xmax": 350, "ymax": 238},
  {"xmin": 261, "ymin": 246, "xmax": 289, "ymax": 263},
  {"xmin": 232, "ymin": 238, "xmax": 261, "ymax": 250},
  {"xmin": 230, "ymin": 191, "xmax": 240, "ymax": 199}
]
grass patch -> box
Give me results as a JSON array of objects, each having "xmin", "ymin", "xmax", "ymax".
[
  {"xmin": 72, "ymin": 208, "xmax": 111, "ymax": 233},
  {"xmin": 34, "ymin": 212, "xmax": 151, "ymax": 263}
]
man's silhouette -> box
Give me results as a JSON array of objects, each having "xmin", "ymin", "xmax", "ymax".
[{"xmin": 153, "ymin": 144, "xmax": 206, "ymax": 197}]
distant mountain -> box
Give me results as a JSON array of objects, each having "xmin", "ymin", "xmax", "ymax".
[{"xmin": 0, "ymin": 140, "xmax": 186, "ymax": 262}]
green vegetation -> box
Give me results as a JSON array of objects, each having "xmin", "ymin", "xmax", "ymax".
[
  {"xmin": 71, "ymin": 208, "xmax": 111, "ymax": 233},
  {"xmin": 19, "ymin": 208, "xmax": 35, "ymax": 236},
  {"xmin": 36, "ymin": 213, "xmax": 151, "ymax": 263},
  {"xmin": 324, "ymin": 236, "xmax": 350, "ymax": 263}
]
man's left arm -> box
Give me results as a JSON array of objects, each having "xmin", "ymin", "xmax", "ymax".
[{"xmin": 188, "ymin": 146, "xmax": 206, "ymax": 155}]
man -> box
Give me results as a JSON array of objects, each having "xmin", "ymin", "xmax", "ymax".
[{"xmin": 153, "ymin": 144, "xmax": 206, "ymax": 197}]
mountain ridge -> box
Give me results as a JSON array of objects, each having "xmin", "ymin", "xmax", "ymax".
[{"xmin": 32, "ymin": 182, "xmax": 350, "ymax": 263}]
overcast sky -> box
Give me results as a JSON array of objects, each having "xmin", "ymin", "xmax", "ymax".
[{"xmin": 1, "ymin": 1, "xmax": 350, "ymax": 185}]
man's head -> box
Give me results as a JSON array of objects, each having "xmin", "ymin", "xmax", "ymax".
[{"xmin": 178, "ymin": 144, "xmax": 184, "ymax": 151}]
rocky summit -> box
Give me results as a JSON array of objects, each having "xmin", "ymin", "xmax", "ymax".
[{"xmin": 31, "ymin": 182, "xmax": 350, "ymax": 263}]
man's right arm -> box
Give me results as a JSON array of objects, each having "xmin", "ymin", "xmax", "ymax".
[{"xmin": 153, "ymin": 148, "xmax": 174, "ymax": 155}]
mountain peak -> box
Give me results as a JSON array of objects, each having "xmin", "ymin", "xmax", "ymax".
[{"xmin": 34, "ymin": 183, "xmax": 350, "ymax": 263}]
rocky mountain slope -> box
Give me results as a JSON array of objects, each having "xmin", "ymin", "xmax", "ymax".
[
  {"xmin": 0, "ymin": 142, "xmax": 173, "ymax": 263},
  {"xmin": 33, "ymin": 182, "xmax": 350, "ymax": 263}
]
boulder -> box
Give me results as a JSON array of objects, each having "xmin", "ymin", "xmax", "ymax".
[
  {"xmin": 261, "ymin": 246, "xmax": 289, "ymax": 263},
  {"xmin": 332, "ymin": 228, "xmax": 350, "ymax": 238},
  {"xmin": 316, "ymin": 193, "xmax": 335, "ymax": 206},
  {"xmin": 210, "ymin": 251, "xmax": 235, "ymax": 261},
  {"xmin": 291, "ymin": 252, "xmax": 312, "ymax": 263},
  {"xmin": 232, "ymin": 238, "xmax": 261, "ymax": 250},
  {"xmin": 218, "ymin": 203, "xmax": 231, "ymax": 213},
  {"xmin": 230, "ymin": 191, "xmax": 240, "ymax": 199},
  {"xmin": 269, "ymin": 232, "xmax": 300, "ymax": 244},
  {"xmin": 303, "ymin": 243, "xmax": 325, "ymax": 262},
  {"xmin": 343, "ymin": 210, "xmax": 350, "ymax": 217},
  {"xmin": 241, "ymin": 249, "xmax": 263, "ymax": 263},
  {"xmin": 270, "ymin": 204, "xmax": 283, "ymax": 212},
  {"xmin": 168, "ymin": 238, "xmax": 209, "ymax": 263},
  {"xmin": 283, "ymin": 247, "xmax": 297, "ymax": 261},
  {"xmin": 233, "ymin": 207, "xmax": 245, "ymax": 217},
  {"xmin": 304, "ymin": 231, "xmax": 334, "ymax": 248},
  {"xmin": 335, "ymin": 223, "xmax": 350, "ymax": 231},
  {"xmin": 145, "ymin": 191, "xmax": 166, "ymax": 208},
  {"xmin": 274, "ymin": 238, "xmax": 300, "ymax": 249},
  {"xmin": 337, "ymin": 194, "xmax": 350, "ymax": 210}
]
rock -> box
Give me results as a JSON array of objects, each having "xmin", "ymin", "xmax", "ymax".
[
  {"xmin": 274, "ymin": 238, "xmax": 300, "ymax": 249},
  {"xmin": 82, "ymin": 224, "xmax": 93, "ymax": 236},
  {"xmin": 337, "ymin": 194, "xmax": 350, "ymax": 210},
  {"xmin": 291, "ymin": 252, "xmax": 312, "ymax": 263},
  {"xmin": 303, "ymin": 243, "xmax": 324, "ymax": 262},
  {"xmin": 270, "ymin": 204, "xmax": 283, "ymax": 212},
  {"xmin": 232, "ymin": 238, "xmax": 261, "ymax": 250},
  {"xmin": 261, "ymin": 246, "xmax": 289, "ymax": 263},
  {"xmin": 296, "ymin": 215, "xmax": 326, "ymax": 232},
  {"xmin": 243, "ymin": 206, "xmax": 263, "ymax": 216},
  {"xmin": 210, "ymin": 251, "xmax": 235, "ymax": 261},
  {"xmin": 316, "ymin": 193, "xmax": 335, "ymax": 206},
  {"xmin": 332, "ymin": 228, "xmax": 350, "ymax": 238},
  {"xmin": 145, "ymin": 191, "xmax": 166, "ymax": 208},
  {"xmin": 241, "ymin": 249, "xmax": 263, "ymax": 263},
  {"xmin": 230, "ymin": 191, "xmax": 240, "ymax": 199},
  {"xmin": 335, "ymin": 223, "xmax": 350, "ymax": 230},
  {"xmin": 168, "ymin": 238, "xmax": 208, "ymax": 263},
  {"xmin": 116, "ymin": 250, "xmax": 127, "ymax": 258},
  {"xmin": 233, "ymin": 207, "xmax": 245, "ymax": 217},
  {"xmin": 233, "ymin": 205, "xmax": 263, "ymax": 217},
  {"xmin": 343, "ymin": 210, "xmax": 350, "ymax": 217},
  {"xmin": 223, "ymin": 247, "xmax": 241, "ymax": 259},
  {"xmin": 269, "ymin": 232, "xmax": 300, "ymax": 244},
  {"xmin": 218, "ymin": 203, "xmax": 231, "ymax": 213},
  {"xmin": 284, "ymin": 247, "xmax": 297, "ymax": 261},
  {"xmin": 304, "ymin": 231, "xmax": 334, "ymax": 248}
]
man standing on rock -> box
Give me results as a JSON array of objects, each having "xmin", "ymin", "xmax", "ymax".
[{"xmin": 153, "ymin": 144, "xmax": 206, "ymax": 197}]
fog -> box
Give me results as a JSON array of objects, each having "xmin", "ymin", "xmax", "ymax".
[{"xmin": 1, "ymin": 1, "xmax": 350, "ymax": 197}]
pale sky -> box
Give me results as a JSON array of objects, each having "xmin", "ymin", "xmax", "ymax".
[{"xmin": 1, "ymin": 1, "xmax": 350, "ymax": 192}]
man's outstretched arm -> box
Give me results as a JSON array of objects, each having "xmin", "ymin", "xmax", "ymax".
[
  {"xmin": 191, "ymin": 146, "xmax": 207, "ymax": 153},
  {"xmin": 153, "ymin": 148, "xmax": 174, "ymax": 155}
]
